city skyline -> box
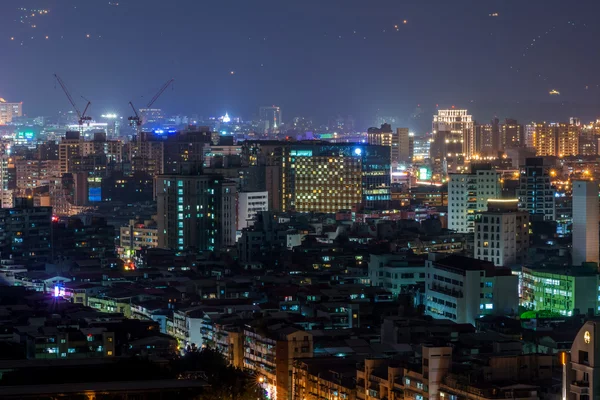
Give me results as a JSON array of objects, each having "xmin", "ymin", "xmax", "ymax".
[{"xmin": 2, "ymin": 0, "xmax": 600, "ymax": 130}]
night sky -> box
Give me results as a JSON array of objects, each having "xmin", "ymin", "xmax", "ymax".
[{"xmin": 2, "ymin": 0, "xmax": 600, "ymax": 131}]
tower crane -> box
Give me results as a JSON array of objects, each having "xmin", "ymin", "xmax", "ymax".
[
  {"xmin": 128, "ymin": 78, "xmax": 174, "ymax": 133},
  {"xmin": 54, "ymin": 74, "xmax": 92, "ymax": 132}
]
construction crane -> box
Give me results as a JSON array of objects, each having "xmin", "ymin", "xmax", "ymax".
[
  {"xmin": 128, "ymin": 78, "xmax": 174, "ymax": 132},
  {"xmin": 54, "ymin": 74, "xmax": 92, "ymax": 132}
]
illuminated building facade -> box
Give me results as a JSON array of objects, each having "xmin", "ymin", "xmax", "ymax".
[
  {"xmin": 521, "ymin": 265, "xmax": 599, "ymax": 316},
  {"xmin": 155, "ymin": 174, "xmax": 237, "ymax": 251},
  {"xmin": 0, "ymin": 198, "xmax": 52, "ymax": 267},
  {"xmin": 367, "ymin": 123, "xmax": 392, "ymax": 147},
  {"xmin": 0, "ymin": 99, "xmax": 22, "ymax": 125},
  {"xmin": 412, "ymin": 137, "xmax": 431, "ymax": 159},
  {"xmin": 15, "ymin": 159, "xmax": 60, "ymax": 190},
  {"xmin": 244, "ymin": 326, "xmax": 312, "ymax": 400},
  {"xmin": 432, "ymin": 109, "xmax": 475, "ymax": 158},
  {"xmin": 474, "ymin": 199, "xmax": 529, "ymax": 267},
  {"xmin": 119, "ymin": 218, "xmax": 159, "ymax": 259},
  {"xmin": 58, "ymin": 131, "xmax": 83, "ymax": 175},
  {"xmin": 501, "ymin": 119, "xmax": 524, "ymax": 149},
  {"xmin": 237, "ymin": 191, "xmax": 268, "ymax": 230},
  {"xmin": 533, "ymin": 123, "xmax": 556, "ymax": 156},
  {"xmin": 517, "ymin": 158, "xmax": 556, "ymax": 221},
  {"xmin": 282, "ymin": 143, "xmax": 391, "ymax": 212},
  {"xmin": 448, "ymin": 164, "xmax": 501, "ymax": 233},
  {"xmin": 557, "ymin": 123, "xmax": 579, "ymax": 157},
  {"xmin": 424, "ymin": 255, "xmax": 518, "ymax": 325}
]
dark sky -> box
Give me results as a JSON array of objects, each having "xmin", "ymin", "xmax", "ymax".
[{"xmin": 2, "ymin": 0, "xmax": 600, "ymax": 131}]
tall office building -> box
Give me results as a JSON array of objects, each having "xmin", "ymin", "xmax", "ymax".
[
  {"xmin": 432, "ymin": 109, "xmax": 475, "ymax": 159},
  {"xmin": 0, "ymin": 155, "xmax": 13, "ymax": 208},
  {"xmin": 572, "ymin": 180, "xmax": 599, "ymax": 266},
  {"xmin": 532, "ymin": 122, "xmax": 580, "ymax": 157},
  {"xmin": 58, "ymin": 131, "xmax": 83, "ymax": 175},
  {"xmin": 448, "ymin": 164, "xmax": 501, "ymax": 233},
  {"xmin": 501, "ymin": 119, "xmax": 524, "ymax": 149},
  {"xmin": 155, "ymin": 173, "xmax": 237, "ymax": 252},
  {"xmin": 474, "ymin": 199, "xmax": 529, "ymax": 267},
  {"xmin": 0, "ymin": 198, "xmax": 52, "ymax": 267},
  {"xmin": 517, "ymin": 158, "xmax": 556, "ymax": 221},
  {"xmin": 396, "ymin": 128, "xmax": 413, "ymax": 164},
  {"xmin": 0, "ymin": 99, "xmax": 23, "ymax": 125},
  {"xmin": 533, "ymin": 123, "xmax": 556, "ymax": 156},
  {"xmin": 282, "ymin": 142, "xmax": 391, "ymax": 212},
  {"xmin": 557, "ymin": 123, "xmax": 579, "ymax": 157},
  {"xmin": 525, "ymin": 123, "xmax": 536, "ymax": 148},
  {"xmin": 368, "ymin": 124, "xmax": 412, "ymax": 166},
  {"xmin": 475, "ymin": 123, "xmax": 494, "ymax": 155},
  {"xmin": 259, "ymin": 106, "xmax": 282, "ymax": 133}
]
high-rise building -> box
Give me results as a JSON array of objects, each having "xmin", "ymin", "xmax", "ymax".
[
  {"xmin": 368, "ymin": 124, "xmax": 412, "ymax": 166},
  {"xmin": 0, "ymin": 155, "xmax": 14, "ymax": 208},
  {"xmin": 396, "ymin": 128, "xmax": 413, "ymax": 164},
  {"xmin": 501, "ymin": 119, "xmax": 524, "ymax": 149},
  {"xmin": 448, "ymin": 164, "xmax": 501, "ymax": 233},
  {"xmin": 475, "ymin": 123, "xmax": 493, "ymax": 155},
  {"xmin": 0, "ymin": 197, "xmax": 52, "ymax": 267},
  {"xmin": 572, "ymin": 180, "xmax": 599, "ymax": 266},
  {"xmin": 155, "ymin": 173, "xmax": 237, "ymax": 252},
  {"xmin": 412, "ymin": 137, "xmax": 431, "ymax": 160},
  {"xmin": 15, "ymin": 159, "xmax": 60, "ymax": 191},
  {"xmin": 517, "ymin": 158, "xmax": 556, "ymax": 221},
  {"xmin": 474, "ymin": 199, "xmax": 529, "ymax": 267},
  {"xmin": 259, "ymin": 106, "xmax": 282, "ymax": 133},
  {"xmin": 557, "ymin": 123, "xmax": 579, "ymax": 157},
  {"xmin": 432, "ymin": 109, "xmax": 475, "ymax": 158},
  {"xmin": 532, "ymin": 122, "xmax": 580, "ymax": 157},
  {"xmin": 282, "ymin": 142, "xmax": 391, "ymax": 212},
  {"xmin": 525, "ymin": 123, "xmax": 536, "ymax": 148},
  {"xmin": 58, "ymin": 131, "xmax": 83, "ymax": 175},
  {"xmin": 533, "ymin": 123, "xmax": 556, "ymax": 156},
  {"xmin": 0, "ymin": 99, "xmax": 23, "ymax": 125}
]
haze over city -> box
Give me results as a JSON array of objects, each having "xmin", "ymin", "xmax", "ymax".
[
  {"xmin": 2, "ymin": 2, "xmax": 600, "ymax": 400},
  {"xmin": 2, "ymin": 0, "xmax": 600, "ymax": 129}
]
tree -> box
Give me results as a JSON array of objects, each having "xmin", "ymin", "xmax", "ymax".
[{"xmin": 172, "ymin": 348, "xmax": 266, "ymax": 400}]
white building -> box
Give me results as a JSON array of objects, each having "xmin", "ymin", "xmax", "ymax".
[
  {"xmin": 424, "ymin": 254, "xmax": 518, "ymax": 325},
  {"xmin": 237, "ymin": 191, "xmax": 268, "ymax": 231},
  {"xmin": 448, "ymin": 165, "xmax": 501, "ymax": 233},
  {"xmin": 572, "ymin": 180, "xmax": 599, "ymax": 266},
  {"xmin": 563, "ymin": 321, "xmax": 600, "ymax": 400},
  {"xmin": 368, "ymin": 253, "xmax": 425, "ymax": 298},
  {"xmin": 474, "ymin": 199, "xmax": 530, "ymax": 267}
]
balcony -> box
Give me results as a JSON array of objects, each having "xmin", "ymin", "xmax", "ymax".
[
  {"xmin": 429, "ymin": 283, "xmax": 463, "ymax": 298},
  {"xmin": 570, "ymin": 381, "xmax": 589, "ymax": 395}
]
